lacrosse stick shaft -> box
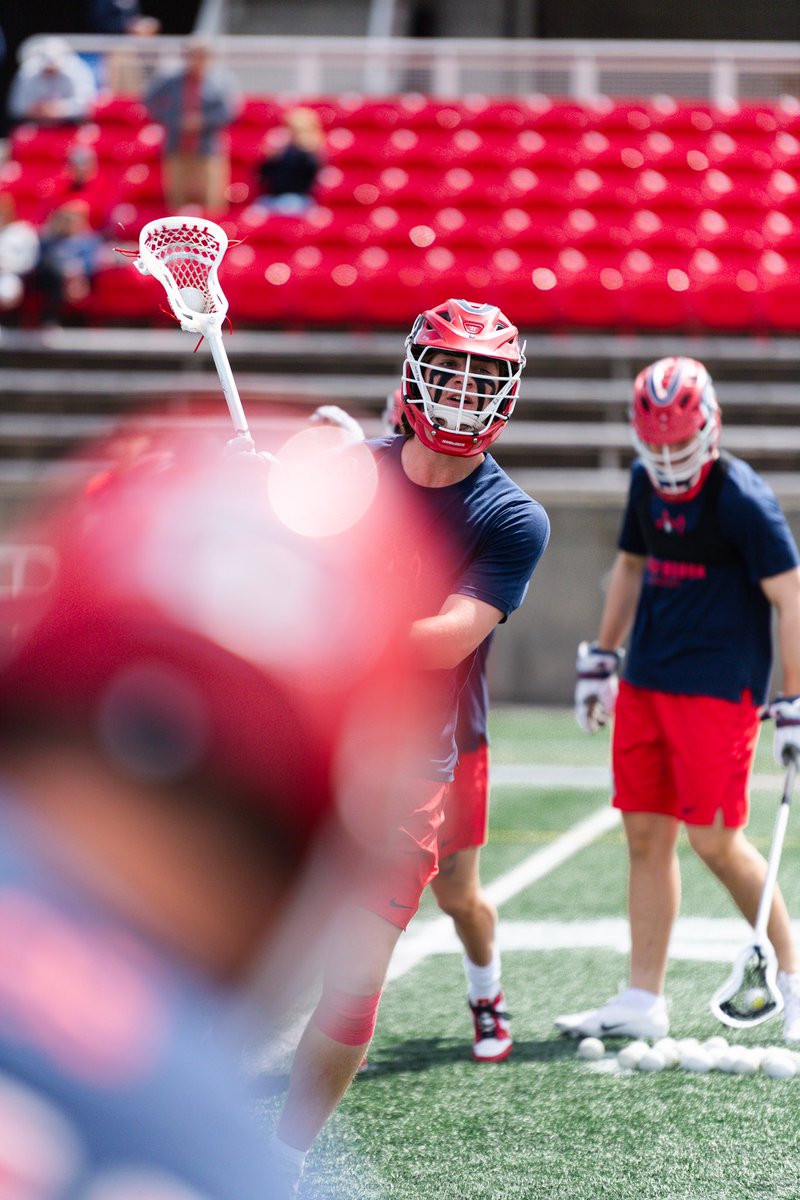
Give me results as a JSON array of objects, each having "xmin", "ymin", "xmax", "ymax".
[
  {"xmin": 206, "ymin": 326, "xmax": 251, "ymax": 439},
  {"xmin": 752, "ymin": 754, "xmax": 797, "ymax": 943}
]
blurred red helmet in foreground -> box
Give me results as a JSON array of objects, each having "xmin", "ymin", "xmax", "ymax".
[{"xmin": 0, "ymin": 426, "xmax": 446, "ymax": 868}]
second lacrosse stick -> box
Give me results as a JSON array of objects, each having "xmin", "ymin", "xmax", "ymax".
[{"xmin": 710, "ymin": 751, "xmax": 798, "ymax": 1029}]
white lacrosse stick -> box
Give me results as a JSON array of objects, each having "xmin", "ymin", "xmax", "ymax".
[
  {"xmin": 709, "ymin": 751, "xmax": 798, "ymax": 1028},
  {"xmin": 131, "ymin": 217, "xmax": 252, "ymax": 443}
]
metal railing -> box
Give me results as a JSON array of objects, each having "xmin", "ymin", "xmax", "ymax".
[{"xmin": 21, "ymin": 34, "xmax": 800, "ymax": 103}]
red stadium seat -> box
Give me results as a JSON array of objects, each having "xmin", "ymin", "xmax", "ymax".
[
  {"xmin": 616, "ymin": 250, "xmax": 695, "ymax": 330},
  {"xmin": 711, "ymin": 102, "xmax": 780, "ymax": 135},
  {"xmin": 79, "ymin": 263, "xmax": 163, "ymax": 325},
  {"xmin": 588, "ymin": 100, "xmax": 654, "ymax": 134},
  {"xmin": 9, "ymin": 122, "xmax": 82, "ymax": 163},
  {"xmin": 685, "ymin": 249, "xmax": 763, "ymax": 331},
  {"xmin": 521, "ymin": 97, "xmax": 592, "ymax": 131},
  {"xmin": 647, "ymin": 99, "xmax": 717, "ymax": 134},
  {"xmin": 757, "ymin": 250, "xmax": 800, "ymax": 332},
  {"xmin": 91, "ymin": 95, "xmax": 149, "ymax": 125},
  {"xmin": 550, "ymin": 247, "xmax": 628, "ymax": 329},
  {"xmin": 626, "ymin": 207, "xmax": 696, "ymax": 254}
]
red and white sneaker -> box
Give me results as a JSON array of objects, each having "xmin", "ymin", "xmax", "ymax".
[{"xmin": 469, "ymin": 992, "xmax": 512, "ymax": 1062}]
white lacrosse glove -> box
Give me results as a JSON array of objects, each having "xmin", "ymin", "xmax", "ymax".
[
  {"xmin": 768, "ymin": 694, "xmax": 800, "ymax": 765},
  {"xmin": 309, "ymin": 405, "xmax": 366, "ymax": 443},
  {"xmin": 574, "ymin": 640, "xmax": 624, "ymax": 734}
]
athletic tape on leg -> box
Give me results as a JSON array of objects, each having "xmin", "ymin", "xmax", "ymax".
[{"xmin": 312, "ymin": 985, "xmax": 383, "ymax": 1046}]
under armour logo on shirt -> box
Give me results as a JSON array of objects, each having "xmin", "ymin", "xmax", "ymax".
[{"xmin": 655, "ymin": 509, "xmax": 686, "ymax": 535}]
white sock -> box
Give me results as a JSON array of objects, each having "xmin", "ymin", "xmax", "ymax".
[
  {"xmin": 619, "ymin": 986, "xmax": 664, "ymax": 1009},
  {"xmin": 464, "ymin": 949, "xmax": 502, "ymax": 1003},
  {"xmin": 270, "ymin": 1133, "xmax": 307, "ymax": 1189}
]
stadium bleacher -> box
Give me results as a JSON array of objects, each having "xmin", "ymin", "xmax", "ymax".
[{"xmin": 4, "ymin": 87, "xmax": 800, "ymax": 333}]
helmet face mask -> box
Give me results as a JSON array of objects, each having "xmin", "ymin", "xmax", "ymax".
[
  {"xmin": 402, "ymin": 299, "xmax": 524, "ymax": 457},
  {"xmin": 631, "ymin": 356, "xmax": 721, "ymax": 497}
]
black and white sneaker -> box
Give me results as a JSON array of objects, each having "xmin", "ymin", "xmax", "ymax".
[{"xmin": 555, "ymin": 992, "xmax": 669, "ymax": 1040}]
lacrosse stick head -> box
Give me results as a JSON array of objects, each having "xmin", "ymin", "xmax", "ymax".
[
  {"xmin": 710, "ymin": 942, "xmax": 784, "ymax": 1028},
  {"xmin": 134, "ymin": 217, "xmax": 230, "ymax": 334}
]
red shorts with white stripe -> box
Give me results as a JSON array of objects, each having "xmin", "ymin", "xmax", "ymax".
[
  {"xmin": 438, "ymin": 741, "xmax": 490, "ymax": 858},
  {"xmin": 612, "ymin": 681, "xmax": 760, "ymax": 828}
]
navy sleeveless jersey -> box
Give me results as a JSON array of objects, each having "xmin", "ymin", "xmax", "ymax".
[
  {"xmin": 618, "ymin": 454, "xmax": 800, "ymax": 703},
  {"xmin": 369, "ymin": 436, "xmax": 550, "ymax": 777}
]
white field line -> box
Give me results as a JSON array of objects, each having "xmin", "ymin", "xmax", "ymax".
[
  {"xmin": 396, "ymin": 915, "xmax": 800, "ymax": 964},
  {"xmin": 387, "ymin": 804, "xmax": 621, "ymax": 982},
  {"xmin": 492, "ymin": 764, "xmax": 785, "ymax": 792}
]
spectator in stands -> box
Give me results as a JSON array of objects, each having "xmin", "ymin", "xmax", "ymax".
[
  {"xmin": 144, "ymin": 36, "xmax": 240, "ymax": 215},
  {"xmin": 0, "ymin": 193, "xmax": 38, "ymax": 316},
  {"xmin": 87, "ymin": 0, "xmax": 161, "ymax": 35},
  {"xmin": 87, "ymin": 0, "xmax": 161, "ymax": 95},
  {"xmin": 255, "ymin": 106, "xmax": 324, "ymax": 214},
  {"xmin": 29, "ymin": 198, "xmax": 106, "ymax": 326},
  {"xmin": 50, "ymin": 144, "xmax": 113, "ymax": 230},
  {"xmin": 7, "ymin": 36, "xmax": 97, "ymax": 127}
]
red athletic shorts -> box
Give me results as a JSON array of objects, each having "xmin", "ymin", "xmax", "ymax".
[
  {"xmin": 358, "ymin": 779, "xmax": 448, "ymax": 931},
  {"xmin": 438, "ymin": 741, "xmax": 490, "ymax": 858},
  {"xmin": 612, "ymin": 681, "xmax": 760, "ymax": 828}
]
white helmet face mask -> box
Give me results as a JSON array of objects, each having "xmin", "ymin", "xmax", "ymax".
[
  {"xmin": 632, "ymin": 425, "xmax": 718, "ymax": 495},
  {"xmin": 406, "ymin": 347, "xmax": 518, "ymax": 438}
]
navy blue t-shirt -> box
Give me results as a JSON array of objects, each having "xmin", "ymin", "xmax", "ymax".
[
  {"xmin": 619, "ymin": 455, "xmax": 800, "ymax": 704},
  {"xmin": 456, "ymin": 633, "xmax": 493, "ymax": 753},
  {"xmin": 369, "ymin": 436, "xmax": 550, "ymax": 777}
]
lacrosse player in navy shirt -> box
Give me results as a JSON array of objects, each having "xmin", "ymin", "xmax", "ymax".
[
  {"xmin": 556, "ymin": 356, "xmax": 800, "ymax": 1044},
  {"xmin": 272, "ymin": 300, "xmax": 550, "ymax": 1196}
]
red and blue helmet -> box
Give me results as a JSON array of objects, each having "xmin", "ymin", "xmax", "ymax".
[
  {"xmin": 402, "ymin": 299, "xmax": 525, "ymax": 457},
  {"xmin": 631, "ymin": 356, "xmax": 721, "ymax": 497}
]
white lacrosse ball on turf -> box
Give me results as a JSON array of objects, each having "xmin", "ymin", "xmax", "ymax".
[
  {"xmin": 703, "ymin": 1035, "xmax": 729, "ymax": 1052},
  {"xmin": 731, "ymin": 1048, "xmax": 758, "ymax": 1075},
  {"xmin": 653, "ymin": 1037, "xmax": 680, "ymax": 1067},
  {"xmin": 761, "ymin": 1049, "xmax": 796, "ymax": 1079},
  {"xmin": 179, "ymin": 286, "xmax": 206, "ymax": 312},
  {"xmin": 637, "ymin": 1048, "xmax": 666, "ymax": 1073},
  {"xmin": 715, "ymin": 1048, "xmax": 738, "ymax": 1074},
  {"xmin": 577, "ymin": 1036, "xmax": 605, "ymax": 1061},
  {"xmin": 616, "ymin": 1040, "xmax": 649, "ymax": 1070},
  {"xmin": 681, "ymin": 1048, "xmax": 713, "ymax": 1073}
]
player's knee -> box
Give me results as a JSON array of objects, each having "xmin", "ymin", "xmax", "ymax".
[
  {"xmin": 434, "ymin": 882, "xmax": 486, "ymax": 923},
  {"xmin": 624, "ymin": 821, "xmax": 671, "ymax": 863},
  {"xmin": 312, "ymin": 985, "xmax": 382, "ymax": 1047},
  {"xmin": 686, "ymin": 825, "xmax": 741, "ymax": 873}
]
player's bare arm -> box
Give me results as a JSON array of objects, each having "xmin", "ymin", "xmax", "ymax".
[
  {"xmin": 596, "ymin": 550, "xmax": 646, "ymax": 650},
  {"xmin": 409, "ymin": 593, "xmax": 504, "ymax": 671},
  {"xmin": 761, "ymin": 565, "xmax": 800, "ymax": 695}
]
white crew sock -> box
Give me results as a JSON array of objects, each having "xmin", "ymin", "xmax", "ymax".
[
  {"xmin": 464, "ymin": 949, "xmax": 502, "ymax": 1003},
  {"xmin": 618, "ymin": 986, "xmax": 665, "ymax": 1009},
  {"xmin": 270, "ymin": 1133, "xmax": 307, "ymax": 1198}
]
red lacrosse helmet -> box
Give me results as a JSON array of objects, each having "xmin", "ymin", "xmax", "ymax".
[
  {"xmin": 402, "ymin": 299, "xmax": 525, "ymax": 457},
  {"xmin": 631, "ymin": 356, "xmax": 721, "ymax": 497}
]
